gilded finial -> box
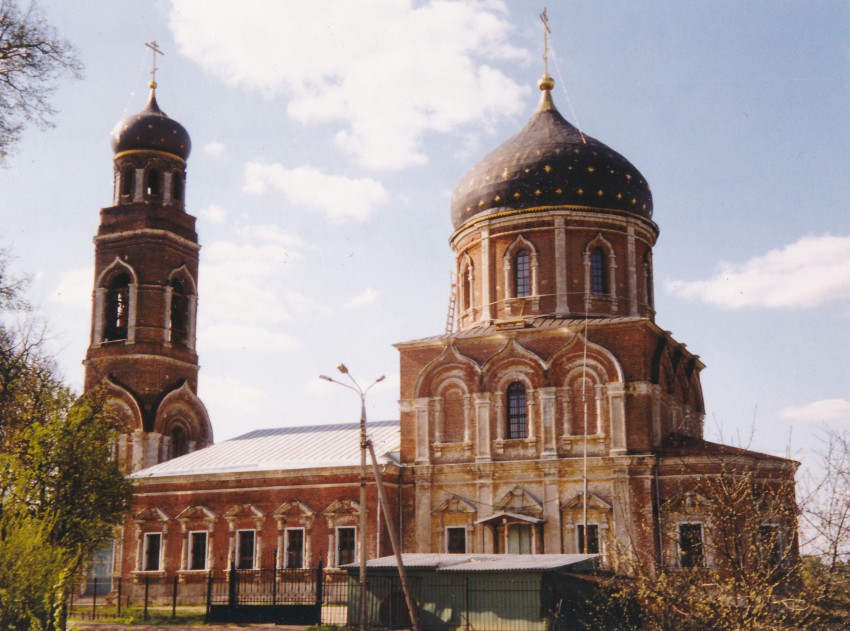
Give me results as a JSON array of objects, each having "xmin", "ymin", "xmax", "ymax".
[{"xmin": 145, "ymin": 40, "xmax": 164, "ymax": 91}]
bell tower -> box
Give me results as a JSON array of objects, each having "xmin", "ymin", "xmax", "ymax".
[{"xmin": 84, "ymin": 48, "xmax": 212, "ymax": 472}]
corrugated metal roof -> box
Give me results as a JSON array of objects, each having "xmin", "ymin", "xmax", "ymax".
[
  {"xmin": 353, "ymin": 553, "xmax": 599, "ymax": 572},
  {"xmin": 129, "ymin": 420, "xmax": 400, "ymax": 479},
  {"xmin": 398, "ymin": 315, "xmax": 647, "ymax": 345}
]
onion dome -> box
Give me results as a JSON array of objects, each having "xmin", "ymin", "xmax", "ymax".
[
  {"xmin": 451, "ymin": 74, "xmax": 652, "ymax": 232},
  {"xmin": 111, "ymin": 87, "xmax": 191, "ymax": 160}
]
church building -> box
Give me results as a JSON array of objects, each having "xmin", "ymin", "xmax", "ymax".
[{"xmin": 84, "ymin": 63, "xmax": 798, "ymax": 603}]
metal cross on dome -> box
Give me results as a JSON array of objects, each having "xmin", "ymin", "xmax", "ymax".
[
  {"xmin": 145, "ymin": 40, "xmax": 164, "ymax": 89},
  {"xmin": 540, "ymin": 7, "xmax": 551, "ymax": 75}
]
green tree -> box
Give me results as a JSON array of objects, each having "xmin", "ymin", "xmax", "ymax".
[
  {"xmin": 0, "ymin": 0, "xmax": 82, "ymax": 164},
  {"xmin": 0, "ymin": 252, "xmax": 132, "ymax": 631}
]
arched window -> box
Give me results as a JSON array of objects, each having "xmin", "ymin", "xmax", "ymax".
[
  {"xmin": 462, "ymin": 266, "xmax": 472, "ymax": 311},
  {"xmin": 170, "ymin": 277, "xmax": 189, "ymax": 346},
  {"xmin": 121, "ymin": 168, "xmax": 133, "ymax": 197},
  {"xmin": 515, "ymin": 249, "xmax": 530, "ymax": 298},
  {"xmin": 104, "ymin": 274, "xmax": 130, "ymax": 341},
  {"xmin": 591, "ymin": 247, "xmax": 607, "ymax": 296},
  {"xmin": 146, "ymin": 169, "xmax": 160, "ymax": 197},
  {"xmin": 170, "ymin": 426, "xmax": 188, "ymax": 459},
  {"xmin": 506, "ymin": 381, "xmax": 527, "ymax": 439},
  {"xmin": 172, "ymin": 171, "xmax": 183, "ymax": 203}
]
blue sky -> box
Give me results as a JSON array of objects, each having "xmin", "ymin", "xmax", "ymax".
[{"xmin": 3, "ymin": 1, "xmax": 849, "ymax": 472}]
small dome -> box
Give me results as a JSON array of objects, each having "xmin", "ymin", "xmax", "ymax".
[
  {"xmin": 111, "ymin": 89, "xmax": 191, "ymax": 160},
  {"xmin": 451, "ymin": 75, "xmax": 652, "ymax": 232}
]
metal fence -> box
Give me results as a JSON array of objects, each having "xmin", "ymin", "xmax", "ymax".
[{"xmin": 70, "ymin": 569, "xmax": 586, "ymax": 630}]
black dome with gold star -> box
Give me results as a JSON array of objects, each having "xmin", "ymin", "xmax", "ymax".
[
  {"xmin": 111, "ymin": 88, "xmax": 191, "ymax": 161},
  {"xmin": 451, "ymin": 75, "xmax": 652, "ymax": 232}
]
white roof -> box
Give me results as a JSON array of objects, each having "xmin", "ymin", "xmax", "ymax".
[
  {"xmin": 130, "ymin": 420, "xmax": 400, "ymax": 479},
  {"xmin": 356, "ymin": 553, "xmax": 600, "ymax": 572}
]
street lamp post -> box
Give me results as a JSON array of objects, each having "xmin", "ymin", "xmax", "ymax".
[{"xmin": 320, "ymin": 364, "xmax": 384, "ymax": 631}]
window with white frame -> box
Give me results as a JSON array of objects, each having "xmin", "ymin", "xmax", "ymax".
[
  {"xmin": 142, "ymin": 532, "xmax": 162, "ymax": 571},
  {"xmin": 446, "ymin": 526, "xmax": 467, "ymax": 553},
  {"xmin": 590, "ymin": 247, "xmax": 607, "ymax": 296},
  {"xmin": 236, "ymin": 529, "xmax": 256, "ymax": 570},
  {"xmin": 285, "ymin": 528, "xmax": 305, "ymax": 569},
  {"xmin": 577, "ymin": 524, "xmax": 600, "ymax": 554},
  {"xmin": 336, "ymin": 526, "xmax": 356, "ymax": 566},
  {"xmin": 678, "ymin": 522, "xmax": 704, "ymax": 568},
  {"xmin": 506, "ymin": 381, "xmax": 528, "ymax": 439},
  {"xmin": 515, "ymin": 248, "xmax": 531, "ymax": 297},
  {"xmin": 188, "ymin": 531, "xmax": 208, "ymax": 571}
]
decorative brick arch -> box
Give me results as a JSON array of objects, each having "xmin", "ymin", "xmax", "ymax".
[
  {"xmin": 96, "ymin": 377, "xmax": 144, "ymax": 432},
  {"xmin": 413, "ymin": 343, "xmax": 480, "ymax": 400},
  {"xmin": 154, "ymin": 381, "xmax": 213, "ymax": 453}
]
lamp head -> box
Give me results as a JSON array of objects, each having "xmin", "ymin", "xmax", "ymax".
[
  {"xmin": 376, "ymin": 375, "xmax": 386, "ymax": 383},
  {"xmin": 319, "ymin": 375, "xmax": 333, "ymax": 382},
  {"xmin": 337, "ymin": 364, "xmax": 349, "ymax": 374}
]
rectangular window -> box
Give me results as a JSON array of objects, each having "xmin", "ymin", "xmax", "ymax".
[
  {"xmin": 236, "ymin": 530, "xmax": 255, "ymax": 570},
  {"xmin": 507, "ymin": 382, "xmax": 528, "ymax": 439},
  {"xmin": 189, "ymin": 531, "xmax": 208, "ymax": 571},
  {"xmin": 515, "ymin": 249, "xmax": 531, "ymax": 297},
  {"xmin": 507, "ymin": 523, "xmax": 532, "ymax": 554},
  {"xmin": 336, "ymin": 527, "xmax": 356, "ymax": 566},
  {"xmin": 143, "ymin": 532, "xmax": 161, "ymax": 571},
  {"xmin": 285, "ymin": 528, "xmax": 305, "ymax": 569},
  {"xmin": 447, "ymin": 527, "xmax": 467, "ymax": 553},
  {"xmin": 678, "ymin": 523, "xmax": 704, "ymax": 568},
  {"xmin": 577, "ymin": 524, "xmax": 600, "ymax": 554}
]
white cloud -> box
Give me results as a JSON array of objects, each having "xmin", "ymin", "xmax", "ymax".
[
  {"xmin": 667, "ymin": 234, "xmax": 850, "ymax": 309},
  {"xmin": 199, "ymin": 374, "xmax": 267, "ymax": 413},
  {"xmin": 203, "ymin": 141, "xmax": 226, "ymax": 156},
  {"xmin": 52, "ymin": 267, "xmax": 91, "ymax": 308},
  {"xmin": 197, "ymin": 203, "xmax": 227, "ymax": 225},
  {"xmin": 779, "ymin": 399, "xmax": 850, "ymax": 425},
  {"xmin": 199, "ymin": 323, "xmax": 297, "ymax": 352},
  {"xmin": 168, "ymin": 0, "xmax": 526, "ymax": 170},
  {"xmin": 243, "ymin": 162, "xmax": 388, "ymax": 222},
  {"xmin": 346, "ymin": 287, "xmax": 378, "ymax": 308},
  {"xmin": 200, "ymin": 239, "xmax": 297, "ymax": 325}
]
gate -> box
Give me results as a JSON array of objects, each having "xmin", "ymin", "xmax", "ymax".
[{"xmin": 206, "ymin": 561, "xmax": 324, "ymax": 624}]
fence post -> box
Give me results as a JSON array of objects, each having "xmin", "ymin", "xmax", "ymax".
[
  {"xmin": 228, "ymin": 561, "xmax": 238, "ymax": 618},
  {"xmin": 171, "ymin": 574, "xmax": 178, "ymax": 619},
  {"xmin": 272, "ymin": 548, "xmax": 278, "ymax": 606},
  {"xmin": 143, "ymin": 575, "xmax": 150, "ymax": 621},
  {"xmin": 205, "ymin": 571, "xmax": 213, "ymax": 620},
  {"xmin": 91, "ymin": 577, "xmax": 98, "ymax": 620},
  {"xmin": 465, "ymin": 576, "xmax": 470, "ymax": 631},
  {"xmin": 315, "ymin": 561, "xmax": 324, "ymax": 618},
  {"xmin": 117, "ymin": 577, "xmax": 122, "ymax": 616}
]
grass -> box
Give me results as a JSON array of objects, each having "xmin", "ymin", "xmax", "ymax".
[{"xmin": 68, "ymin": 605, "xmax": 206, "ymax": 626}]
